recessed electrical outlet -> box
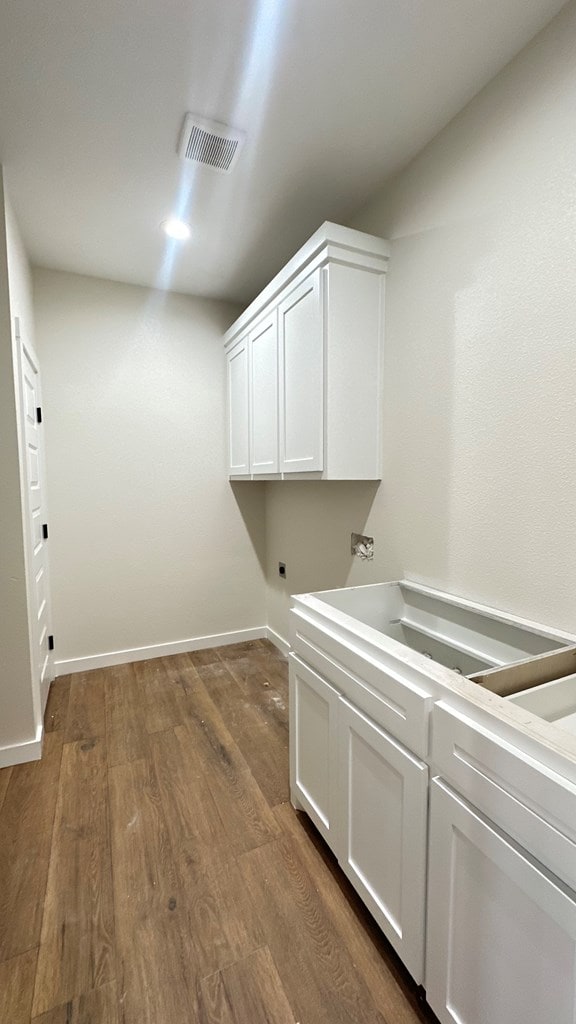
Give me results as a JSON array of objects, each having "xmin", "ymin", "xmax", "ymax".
[
  {"xmin": 278, "ymin": 562, "xmax": 287, "ymax": 578},
  {"xmin": 351, "ymin": 533, "xmax": 374, "ymax": 560}
]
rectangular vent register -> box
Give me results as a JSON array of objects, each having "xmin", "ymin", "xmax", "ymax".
[{"xmin": 178, "ymin": 114, "xmax": 245, "ymax": 173}]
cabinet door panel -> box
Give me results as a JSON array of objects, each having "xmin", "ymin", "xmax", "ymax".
[
  {"xmin": 226, "ymin": 336, "xmax": 250, "ymax": 475},
  {"xmin": 249, "ymin": 310, "xmax": 278, "ymax": 474},
  {"xmin": 289, "ymin": 655, "xmax": 339, "ymax": 846},
  {"xmin": 279, "ymin": 270, "xmax": 323, "ymax": 473},
  {"xmin": 426, "ymin": 779, "xmax": 576, "ymax": 1024},
  {"xmin": 338, "ymin": 697, "xmax": 427, "ymax": 983}
]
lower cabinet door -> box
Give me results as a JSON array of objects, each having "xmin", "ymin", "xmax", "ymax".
[
  {"xmin": 289, "ymin": 656, "xmax": 339, "ymax": 847},
  {"xmin": 426, "ymin": 778, "xmax": 576, "ymax": 1024},
  {"xmin": 337, "ymin": 697, "xmax": 428, "ymax": 983}
]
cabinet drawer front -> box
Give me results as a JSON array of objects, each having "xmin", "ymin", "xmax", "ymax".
[
  {"xmin": 426, "ymin": 778, "xmax": 576, "ymax": 1024},
  {"xmin": 338, "ymin": 698, "xmax": 428, "ymax": 983},
  {"xmin": 289, "ymin": 656, "xmax": 339, "ymax": 846},
  {"xmin": 432, "ymin": 701, "xmax": 576, "ymax": 890},
  {"xmin": 291, "ymin": 611, "xmax": 432, "ymax": 757}
]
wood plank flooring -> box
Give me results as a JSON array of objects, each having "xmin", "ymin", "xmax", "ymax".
[{"xmin": 0, "ymin": 639, "xmax": 435, "ymax": 1024}]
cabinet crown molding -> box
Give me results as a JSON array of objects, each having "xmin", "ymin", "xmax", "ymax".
[{"xmin": 224, "ymin": 221, "xmax": 390, "ymax": 347}]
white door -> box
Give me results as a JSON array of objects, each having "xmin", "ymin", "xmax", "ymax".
[
  {"xmin": 226, "ymin": 335, "xmax": 250, "ymax": 475},
  {"xmin": 337, "ymin": 697, "xmax": 428, "ymax": 983},
  {"xmin": 426, "ymin": 778, "xmax": 576, "ymax": 1024},
  {"xmin": 289, "ymin": 656, "xmax": 339, "ymax": 846},
  {"xmin": 17, "ymin": 327, "xmax": 54, "ymax": 712},
  {"xmin": 279, "ymin": 269, "xmax": 323, "ymax": 474},
  {"xmin": 249, "ymin": 310, "xmax": 278, "ymax": 475}
]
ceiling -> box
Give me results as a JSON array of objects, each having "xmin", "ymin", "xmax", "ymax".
[{"xmin": 0, "ymin": 0, "xmax": 567, "ymax": 304}]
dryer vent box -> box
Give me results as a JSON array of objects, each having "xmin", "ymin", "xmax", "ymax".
[{"xmin": 177, "ymin": 114, "xmax": 245, "ymax": 173}]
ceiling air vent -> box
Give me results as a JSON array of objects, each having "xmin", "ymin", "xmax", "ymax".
[{"xmin": 177, "ymin": 114, "xmax": 245, "ymax": 174}]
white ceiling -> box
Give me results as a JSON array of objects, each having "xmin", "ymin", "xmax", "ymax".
[{"xmin": 0, "ymin": 0, "xmax": 567, "ymax": 303}]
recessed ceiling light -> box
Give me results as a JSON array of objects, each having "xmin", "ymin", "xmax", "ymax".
[{"xmin": 161, "ymin": 218, "xmax": 191, "ymax": 241}]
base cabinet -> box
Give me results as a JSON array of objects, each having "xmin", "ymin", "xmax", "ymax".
[
  {"xmin": 426, "ymin": 778, "xmax": 576, "ymax": 1024},
  {"xmin": 338, "ymin": 698, "xmax": 428, "ymax": 982},
  {"xmin": 290, "ymin": 585, "xmax": 576, "ymax": 1017},
  {"xmin": 289, "ymin": 654, "xmax": 428, "ymax": 983}
]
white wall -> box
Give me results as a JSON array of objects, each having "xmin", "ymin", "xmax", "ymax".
[
  {"xmin": 0, "ymin": 170, "xmax": 39, "ymax": 755},
  {"xmin": 33, "ymin": 269, "xmax": 266, "ymax": 665},
  {"xmin": 265, "ymin": 0, "xmax": 576, "ymax": 642}
]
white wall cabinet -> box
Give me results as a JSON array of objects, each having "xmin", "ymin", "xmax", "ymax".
[
  {"xmin": 289, "ymin": 652, "xmax": 429, "ymax": 983},
  {"xmin": 224, "ymin": 222, "xmax": 390, "ymax": 480},
  {"xmin": 426, "ymin": 778, "xmax": 576, "ymax": 1024}
]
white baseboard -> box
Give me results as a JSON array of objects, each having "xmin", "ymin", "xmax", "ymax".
[
  {"xmin": 54, "ymin": 626, "xmax": 269, "ymax": 676},
  {"xmin": 266, "ymin": 627, "xmax": 290, "ymax": 657},
  {"xmin": 0, "ymin": 723, "xmax": 43, "ymax": 769}
]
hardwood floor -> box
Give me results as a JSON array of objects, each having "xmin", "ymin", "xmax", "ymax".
[{"xmin": 0, "ymin": 639, "xmax": 435, "ymax": 1023}]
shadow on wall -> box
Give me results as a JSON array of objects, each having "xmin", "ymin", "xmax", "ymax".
[
  {"xmin": 264, "ymin": 480, "xmax": 382, "ymax": 604},
  {"xmin": 230, "ymin": 481, "xmax": 267, "ymax": 573}
]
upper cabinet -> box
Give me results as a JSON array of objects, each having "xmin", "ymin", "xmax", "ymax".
[{"xmin": 224, "ymin": 222, "xmax": 390, "ymax": 481}]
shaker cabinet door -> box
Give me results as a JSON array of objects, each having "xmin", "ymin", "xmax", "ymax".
[
  {"xmin": 249, "ymin": 310, "xmax": 278, "ymax": 475},
  {"xmin": 226, "ymin": 335, "xmax": 250, "ymax": 475},
  {"xmin": 337, "ymin": 697, "xmax": 428, "ymax": 983},
  {"xmin": 289, "ymin": 655, "xmax": 339, "ymax": 846},
  {"xmin": 426, "ymin": 778, "xmax": 576, "ymax": 1024},
  {"xmin": 279, "ymin": 269, "xmax": 323, "ymax": 474}
]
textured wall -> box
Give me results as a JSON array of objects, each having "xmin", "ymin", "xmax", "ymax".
[
  {"xmin": 265, "ymin": 1, "xmax": 576, "ymax": 642},
  {"xmin": 33, "ymin": 269, "xmax": 266, "ymax": 662}
]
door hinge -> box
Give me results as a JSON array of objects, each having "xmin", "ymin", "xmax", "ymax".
[
  {"xmin": 36, "ymin": 407, "xmax": 42, "ymax": 424},
  {"xmin": 42, "ymin": 524, "xmax": 49, "ymax": 540},
  {"xmin": 48, "ymin": 635, "xmax": 54, "ymax": 651}
]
